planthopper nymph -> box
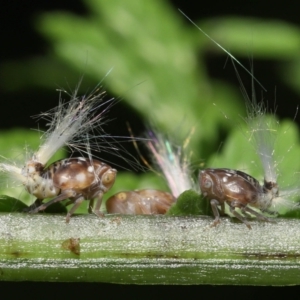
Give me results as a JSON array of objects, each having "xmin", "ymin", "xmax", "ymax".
[
  {"xmin": 199, "ymin": 168, "xmax": 276, "ymax": 229},
  {"xmin": 0, "ymin": 82, "xmax": 119, "ymax": 222},
  {"xmin": 106, "ymin": 189, "xmax": 175, "ymax": 215},
  {"xmin": 24, "ymin": 157, "xmax": 116, "ymax": 223}
]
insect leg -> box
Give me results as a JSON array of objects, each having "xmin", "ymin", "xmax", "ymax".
[
  {"xmin": 229, "ymin": 204, "xmax": 252, "ymax": 229},
  {"xmin": 261, "ymin": 208, "xmax": 278, "ymax": 216},
  {"xmin": 28, "ymin": 190, "xmax": 77, "ymax": 214},
  {"xmin": 220, "ymin": 203, "xmax": 225, "ymax": 215},
  {"xmin": 66, "ymin": 196, "xmax": 85, "ymax": 223},
  {"xmin": 24, "ymin": 199, "xmax": 44, "ymax": 212},
  {"xmin": 210, "ymin": 199, "xmax": 221, "ymax": 227},
  {"xmin": 88, "ymin": 199, "xmax": 94, "ymax": 214},
  {"xmin": 90, "ymin": 191, "xmax": 104, "ymax": 217},
  {"xmin": 242, "ymin": 206, "xmax": 273, "ymax": 223}
]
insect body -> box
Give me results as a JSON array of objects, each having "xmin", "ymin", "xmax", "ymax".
[
  {"xmin": 0, "ymin": 81, "xmax": 123, "ymax": 221},
  {"xmin": 106, "ymin": 189, "xmax": 175, "ymax": 215},
  {"xmin": 25, "ymin": 157, "xmax": 117, "ymax": 222},
  {"xmin": 199, "ymin": 168, "xmax": 272, "ymax": 229}
]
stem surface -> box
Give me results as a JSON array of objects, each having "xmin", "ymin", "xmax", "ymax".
[{"xmin": 0, "ymin": 213, "xmax": 299, "ymax": 285}]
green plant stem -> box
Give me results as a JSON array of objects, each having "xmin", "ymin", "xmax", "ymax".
[{"xmin": 0, "ymin": 213, "xmax": 300, "ymax": 285}]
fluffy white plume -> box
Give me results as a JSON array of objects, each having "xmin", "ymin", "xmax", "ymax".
[
  {"xmin": 34, "ymin": 85, "xmax": 113, "ymax": 166},
  {"xmin": 145, "ymin": 129, "xmax": 196, "ymax": 198}
]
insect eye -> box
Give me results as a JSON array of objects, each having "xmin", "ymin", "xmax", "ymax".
[
  {"xmin": 102, "ymin": 171, "xmax": 116, "ymax": 184},
  {"xmin": 203, "ymin": 178, "xmax": 212, "ymax": 189}
]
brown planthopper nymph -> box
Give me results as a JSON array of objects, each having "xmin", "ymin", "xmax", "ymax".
[
  {"xmin": 25, "ymin": 157, "xmax": 116, "ymax": 223},
  {"xmin": 199, "ymin": 168, "xmax": 275, "ymax": 229},
  {"xmin": 0, "ymin": 81, "xmax": 119, "ymax": 222},
  {"xmin": 106, "ymin": 189, "xmax": 175, "ymax": 215}
]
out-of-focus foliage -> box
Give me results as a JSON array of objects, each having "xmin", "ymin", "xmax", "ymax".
[
  {"xmin": 1, "ymin": 0, "xmax": 246, "ymax": 158},
  {"xmin": 208, "ymin": 117, "xmax": 300, "ymax": 184},
  {"xmin": 0, "ymin": 196, "xmax": 27, "ymax": 212},
  {"xmin": 199, "ymin": 17, "xmax": 300, "ymax": 59},
  {"xmin": 167, "ymin": 190, "xmax": 209, "ymax": 216}
]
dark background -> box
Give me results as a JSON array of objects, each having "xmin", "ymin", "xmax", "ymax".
[{"xmin": 1, "ymin": 0, "xmax": 300, "ymax": 293}]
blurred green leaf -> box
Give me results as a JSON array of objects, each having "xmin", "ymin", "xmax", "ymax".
[
  {"xmin": 208, "ymin": 116, "xmax": 300, "ymax": 181},
  {"xmin": 200, "ymin": 17, "xmax": 300, "ymax": 58},
  {"xmin": 0, "ymin": 57, "xmax": 83, "ymax": 92},
  {"xmin": 30, "ymin": 0, "xmax": 246, "ymax": 159},
  {"xmin": 0, "ymin": 129, "xmax": 66, "ymax": 166},
  {"xmin": 0, "ymin": 195, "xmax": 27, "ymax": 212},
  {"xmin": 167, "ymin": 189, "xmax": 209, "ymax": 216},
  {"xmin": 2, "ymin": 2, "xmax": 300, "ymax": 163},
  {"xmin": 0, "ymin": 195, "xmax": 67, "ymax": 214}
]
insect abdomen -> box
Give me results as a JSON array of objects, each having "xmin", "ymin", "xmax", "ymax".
[{"xmin": 106, "ymin": 189, "xmax": 175, "ymax": 215}]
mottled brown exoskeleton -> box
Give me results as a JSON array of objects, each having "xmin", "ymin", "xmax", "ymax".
[
  {"xmin": 106, "ymin": 189, "xmax": 175, "ymax": 215},
  {"xmin": 25, "ymin": 157, "xmax": 117, "ymax": 222},
  {"xmin": 199, "ymin": 168, "xmax": 277, "ymax": 229}
]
